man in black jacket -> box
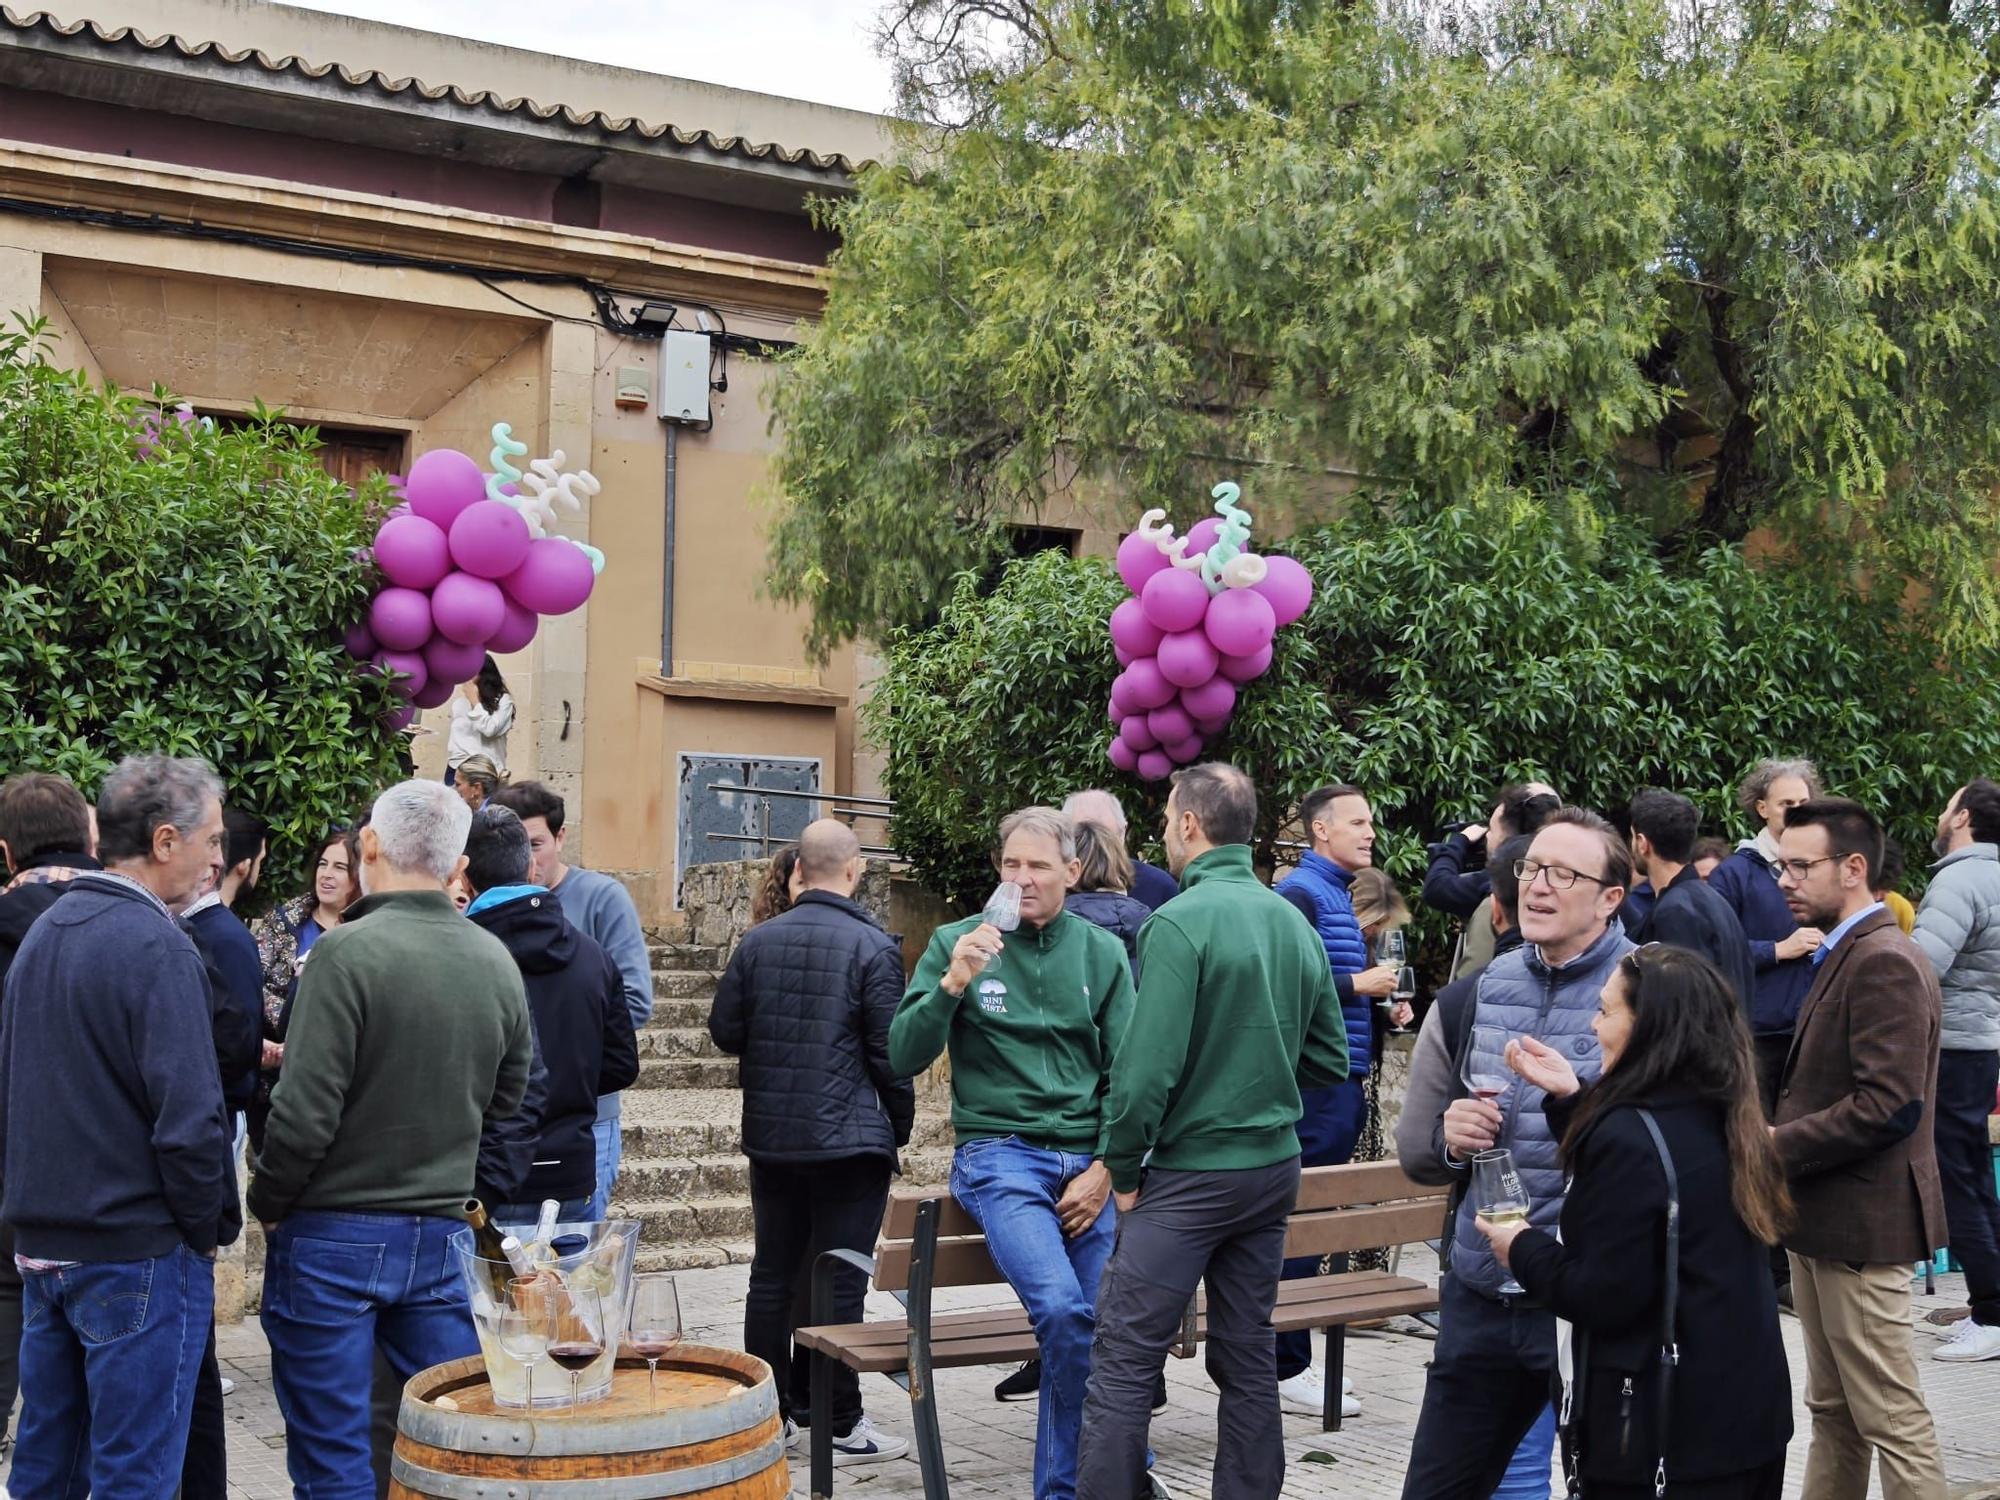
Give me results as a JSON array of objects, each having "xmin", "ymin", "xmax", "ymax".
[
  {"xmin": 709, "ymin": 819, "xmax": 914, "ymax": 1465},
  {"xmin": 462, "ymin": 805, "xmax": 637, "ymax": 1221},
  {"xmin": 1629, "ymin": 790, "xmax": 1757, "ymax": 1015}
]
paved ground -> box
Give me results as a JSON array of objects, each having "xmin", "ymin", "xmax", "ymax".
[{"xmin": 11, "ymin": 1247, "xmax": 1991, "ymax": 1500}]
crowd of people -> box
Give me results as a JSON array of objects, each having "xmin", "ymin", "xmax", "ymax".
[{"xmin": 0, "ymin": 747, "xmax": 1994, "ymax": 1500}]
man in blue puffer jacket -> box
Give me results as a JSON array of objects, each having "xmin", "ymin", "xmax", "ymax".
[{"xmin": 1276, "ymin": 783, "xmax": 1400, "ymax": 1420}]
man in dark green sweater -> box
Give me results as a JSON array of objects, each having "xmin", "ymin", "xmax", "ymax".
[
  {"xmin": 892, "ymin": 806, "xmax": 1136, "ymax": 1500},
  {"xmin": 249, "ymin": 779, "xmax": 532, "ymax": 1500},
  {"xmin": 1075, "ymin": 763, "xmax": 1348, "ymax": 1500}
]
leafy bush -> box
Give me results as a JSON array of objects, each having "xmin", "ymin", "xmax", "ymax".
[
  {"xmin": 0, "ymin": 318, "xmax": 407, "ymax": 898},
  {"xmin": 869, "ymin": 498, "xmax": 2000, "ymax": 948}
]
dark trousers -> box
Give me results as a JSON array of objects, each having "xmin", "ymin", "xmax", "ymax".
[
  {"xmin": 1076, "ymin": 1157, "xmax": 1301, "ymax": 1500},
  {"xmin": 1400, "ymin": 1274, "xmax": 1558, "ymax": 1500},
  {"xmin": 1276, "ymin": 1079, "xmax": 1368, "ymax": 1380},
  {"xmin": 1582, "ymin": 1456, "xmax": 1784, "ymax": 1499},
  {"xmin": 744, "ymin": 1155, "xmax": 890, "ymax": 1437},
  {"xmin": 1753, "ymin": 1033, "xmax": 1794, "ymax": 1289},
  {"xmin": 1936, "ymin": 1047, "xmax": 2000, "ymax": 1325},
  {"xmin": 0, "ymin": 1222, "xmax": 20, "ymax": 1441},
  {"xmin": 180, "ymin": 1321, "xmax": 228, "ymax": 1499}
]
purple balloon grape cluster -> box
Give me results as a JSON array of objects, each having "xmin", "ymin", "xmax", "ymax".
[
  {"xmin": 343, "ymin": 448, "xmax": 599, "ymax": 731},
  {"xmin": 1104, "ymin": 506, "xmax": 1313, "ymax": 781}
]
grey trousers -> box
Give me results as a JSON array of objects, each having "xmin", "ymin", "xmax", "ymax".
[{"xmin": 1076, "ymin": 1157, "xmax": 1302, "ymax": 1500}]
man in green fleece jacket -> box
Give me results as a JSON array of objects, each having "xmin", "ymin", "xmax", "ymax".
[
  {"xmin": 891, "ymin": 806, "xmax": 1136, "ymax": 1500},
  {"xmin": 249, "ymin": 780, "xmax": 532, "ymax": 1500},
  {"xmin": 1075, "ymin": 763, "xmax": 1348, "ymax": 1500}
]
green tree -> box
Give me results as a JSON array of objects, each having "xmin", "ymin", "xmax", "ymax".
[
  {"xmin": 871, "ymin": 503, "xmax": 2000, "ymax": 949},
  {"xmin": 0, "ymin": 318, "xmax": 407, "ymax": 895},
  {"xmin": 772, "ymin": 0, "xmax": 2000, "ymax": 657}
]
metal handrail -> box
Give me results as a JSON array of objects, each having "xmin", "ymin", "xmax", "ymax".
[
  {"xmin": 704, "ymin": 830, "xmax": 900, "ymax": 860},
  {"xmin": 704, "ymin": 782, "xmax": 895, "ymax": 814},
  {"xmin": 698, "ymin": 781, "xmax": 900, "ymax": 861}
]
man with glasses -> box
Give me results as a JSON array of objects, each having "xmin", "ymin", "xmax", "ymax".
[
  {"xmin": 1402, "ymin": 808, "xmax": 1634, "ymax": 1500},
  {"xmin": 1772, "ymin": 798, "xmax": 1947, "ymax": 1500}
]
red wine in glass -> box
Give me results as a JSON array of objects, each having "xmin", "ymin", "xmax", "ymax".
[{"xmin": 547, "ymin": 1342, "xmax": 602, "ymax": 1372}]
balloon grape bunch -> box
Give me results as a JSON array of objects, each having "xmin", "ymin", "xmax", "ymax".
[
  {"xmin": 1105, "ymin": 482, "xmax": 1313, "ymax": 781},
  {"xmin": 345, "ymin": 423, "xmax": 605, "ymax": 732}
]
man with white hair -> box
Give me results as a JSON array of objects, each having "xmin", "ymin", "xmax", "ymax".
[
  {"xmin": 1063, "ymin": 789, "xmax": 1179, "ymax": 910},
  {"xmin": 250, "ymin": 780, "xmax": 532, "ymax": 1500}
]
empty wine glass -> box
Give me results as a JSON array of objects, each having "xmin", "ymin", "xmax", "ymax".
[
  {"xmin": 1461, "ymin": 1024, "xmax": 1512, "ymax": 1104},
  {"xmin": 1375, "ymin": 928, "xmax": 1408, "ymax": 968},
  {"xmin": 498, "ymin": 1277, "xmax": 553, "ymax": 1409},
  {"xmin": 1471, "ymin": 1148, "xmax": 1532, "ymax": 1295},
  {"xmin": 627, "ymin": 1273, "xmax": 684, "ymax": 1408},
  {"xmin": 546, "ymin": 1285, "xmax": 605, "ymax": 1415}
]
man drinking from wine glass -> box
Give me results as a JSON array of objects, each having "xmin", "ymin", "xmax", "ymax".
[{"xmin": 1401, "ymin": 807, "xmax": 1634, "ymax": 1500}]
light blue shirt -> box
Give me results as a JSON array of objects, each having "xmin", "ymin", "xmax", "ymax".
[{"xmin": 1813, "ymin": 900, "xmax": 1886, "ymax": 966}]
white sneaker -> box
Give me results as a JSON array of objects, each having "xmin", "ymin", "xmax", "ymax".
[
  {"xmin": 783, "ymin": 1417, "xmax": 802, "ymax": 1451},
  {"xmin": 220, "ymin": 1377, "xmax": 235, "ymax": 1396},
  {"xmin": 828, "ymin": 1415, "xmax": 909, "ymax": 1466},
  {"xmin": 1276, "ymin": 1368, "xmax": 1361, "ymax": 1418},
  {"xmin": 1932, "ymin": 1318, "xmax": 2000, "ymax": 1362}
]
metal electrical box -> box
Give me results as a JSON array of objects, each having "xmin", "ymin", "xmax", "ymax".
[{"xmin": 657, "ymin": 330, "xmax": 712, "ymax": 424}]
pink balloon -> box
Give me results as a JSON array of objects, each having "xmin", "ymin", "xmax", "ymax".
[
  {"xmin": 381, "ymin": 703, "xmax": 417, "ymax": 733},
  {"xmin": 404, "ymin": 449, "xmax": 487, "ymax": 531},
  {"xmin": 1252, "ymin": 554, "xmax": 1314, "ymax": 627},
  {"xmin": 1108, "ymin": 736, "xmax": 1139, "ymax": 773},
  {"xmin": 1122, "ymin": 656, "xmax": 1177, "ymax": 712},
  {"xmin": 1114, "ymin": 645, "xmax": 1134, "ymax": 668},
  {"xmin": 368, "ymin": 587, "xmax": 433, "ymax": 652},
  {"xmin": 1109, "ymin": 670, "xmax": 1143, "ymax": 717},
  {"xmin": 411, "ymin": 677, "xmax": 455, "ymax": 710},
  {"xmin": 1141, "ymin": 568, "xmax": 1210, "ymax": 634},
  {"xmin": 1166, "ymin": 735, "xmax": 1205, "ymax": 764},
  {"xmin": 423, "ymin": 634, "xmax": 487, "ymax": 688},
  {"xmin": 431, "ymin": 571, "xmax": 507, "ymax": 646},
  {"xmin": 386, "ymin": 502, "xmax": 412, "ymax": 521},
  {"xmin": 1109, "ymin": 597, "xmax": 1165, "ymax": 658},
  {"xmin": 1193, "ymin": 713, "xmax": 1230, "ymax": 737},
  {"xmin": 1158, "ymin": 629, "xmax": 1219, "ymax": 688},
  {"xmin": 371, "ymin": 649, "xmax": 428, "ymax": 699},
  {"xmin": 1108, "ymin": 700, "xmax": 1125, "ymax": 725},
  {"xmin": 1219, "ymin": 643, "xmax": 1274, "ymax": 682},
  {"xmin": 503, "ymin": 538, "xmax": 596, "ymax": 617},
  {"xmin": 1184, "ymin": 517, "xmax": 1223, "ymax": 560},
  {"xmin": 373, "ymin": 513, "xmax": 452, "ymax": 591},
  {"xmin": 1136, "ymin": 749, "xmax": 1174, "ymax": 783},
  {"xmin": 1116, "ymin": 530, "xmax": 1172, "ymax": 594},
  {"xmin": 1204, "ymin": 587, "xmax": 1277, "ymax": 658},
  {"xmin": 1119, "ymin": 716, "xmax": 1161, "ymax": 752},
  {"xmin": 487, "ymin": 599, "xmax": 539, "ymax": 654},
  {"xmin": 1181, "ymin": 674, "xmax": 1237, "ymax": 722},
  {"xmin": 343, "ymin": 620, "xmax": 378, "ymax": 660},
  {"xmin": 1147, "ymin": 703, "xmax": 1195, "ymax": 744},
  {"xmin": 448, "ymin": 500, "xmax": 533, "ymax": 581}
]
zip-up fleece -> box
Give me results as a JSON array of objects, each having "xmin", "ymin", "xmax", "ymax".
[
  {"xmin": 892, "ymin": 909, "xmax": 1135, "ymax": 1154},
  {"xmin": 1101, "ymin": 845, "xmax": 1349, "ymax": 1193}
]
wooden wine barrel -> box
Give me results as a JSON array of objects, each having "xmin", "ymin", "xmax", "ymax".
[{"xmin": 389, "ymin": 1348, "xmax": 790, "ymax": 1500}]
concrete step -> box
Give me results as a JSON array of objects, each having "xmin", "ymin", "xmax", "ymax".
[
  {"xmin": 635, "ymin": 1056, "xmax": 741, "ymax": 1090},
  {"xmin": 636, "ymin": 1026, "xmax": 726, "ymax": 1061},
  {"xmin": 635, "ymin": 1241, "xmax": 755, "ymax": 1273},
  {"xmin": 650, "ymin": 942, "xmax": 725, "ymax": 972},
  {"xmin": 645, "ymin": 997, "xmax": 712, "ymax": 1029},
  {"xmin": 616, "ymin": 1147, "xmax": 954, "ymax": 1201},
  {"xmin": 617, "ymin": 1090, "xmax": 955, "ymax": 1160},
  {"xmin": 652, "ymin": 970, "xmax": 719, "ymax": 1001}
]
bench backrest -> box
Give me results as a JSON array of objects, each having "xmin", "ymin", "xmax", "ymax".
[{"xmin": 872, "ymin": 1159, "xmax": 1451, "ymax": 1293}]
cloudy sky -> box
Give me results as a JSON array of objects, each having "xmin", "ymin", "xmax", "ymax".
[{"xmin": 288, "ymin": 0, "xmax": 898, "ymax": 114}]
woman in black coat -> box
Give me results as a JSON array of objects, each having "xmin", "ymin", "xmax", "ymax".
[
  {"xmin": 1063, "ymin": 820, "xmax": 1152, "ymax": 979},
  {"xmin": 1478, "ymin": 944, "xmax": 1795, "ymax": 1500}
]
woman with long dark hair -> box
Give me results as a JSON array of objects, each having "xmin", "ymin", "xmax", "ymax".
[
  {"xmin": 751, "ymin": 846, "xmax": 802, "ymax": 927},
  {"xmin": 448, "ymin": 654, "xmax": 515, "ymax": 783},
  {"xmin": 1477, "ymin": 945, "xmax": 1794, "ymax": 1499},
  {"xmin": 247, "ymin": 827, "xmax": 360, "ymax": 1148}
]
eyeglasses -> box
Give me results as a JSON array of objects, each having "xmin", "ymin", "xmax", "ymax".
[
  {"xmin": 1619, "ymin": 940, "xmax": 1664, "ymax": 978},
  {"xmin": 1514, "ymin": 858, "xmax": 1613, "ymax": 891},
  {"xmin": 1774, "ymin": 856, "xmax": 1837, "ymax": 881}
]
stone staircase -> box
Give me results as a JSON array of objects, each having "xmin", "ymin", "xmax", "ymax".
[{"xmin": 614, "ymin": 939, "xmax": 955, "ymax": 1273}]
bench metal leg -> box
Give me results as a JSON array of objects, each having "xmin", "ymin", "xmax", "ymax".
[
  {"xmin": 810, "ymin": 1247, "xmax": 878, "ymax": 1500},
  {"xmin": 1324, "ymin": 1324, "xmax": 1346, "ymax": 1433},
  {"xmin": 906, "ymin": 1198, "xmax": 951, "ymax": 1500}
]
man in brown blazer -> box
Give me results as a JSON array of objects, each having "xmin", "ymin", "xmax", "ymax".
[{"xmin": 1774, "ymin": 797, "xmax": 1948, "ymax": 1500}]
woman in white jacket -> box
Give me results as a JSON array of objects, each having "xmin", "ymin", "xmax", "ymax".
[{"xmin": 448, "ymin": 655, "xmax": 515, "ymax": 782}]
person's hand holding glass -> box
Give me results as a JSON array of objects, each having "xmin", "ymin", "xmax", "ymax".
[
  {"xmin": 1442, "ymin": 1024, "xmax": 1510, "ymax": 1160},
  {"xmin": 1470, "ymin": 1148, "xmax": 1533, "ymax": 1291}
]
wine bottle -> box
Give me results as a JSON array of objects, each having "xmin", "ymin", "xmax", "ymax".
[
  {"xmin": 464, "ymin": 1198, "xmax": 537, "ymax": 1302},
  {"xmin": 528, "ymin": 1199, "xmax": 562, "ymax": 1267}
]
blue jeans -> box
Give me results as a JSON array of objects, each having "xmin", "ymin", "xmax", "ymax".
[
  {"xmin": 588, "ymin": 1115, "xmax": 621, "ymax": 1221},
  {"xmin": 951, "ymin": 1137, "xmax": 1117, "ymax": 1500},
  {"xmin": 11, "ymin": 1244, "xmax": 214, "ymax": 1500},
  {"xmin": 1490, "ymin": 1403, "xmax": 1556, "ymax": 1500},
  {"xmin": 261, "ymin": 1212, "xmax": 481, "ymax": 1500}
]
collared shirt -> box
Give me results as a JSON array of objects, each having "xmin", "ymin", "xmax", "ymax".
[
  {"xmin": 1813, "ymin": 900, "xmax": 1886, "ymax": 966},
  {"xmin": 180, "ymin": 890, "xmax": 222, "ymax": 920},
  {"xmin": 75, "ymin": 869, "xmax": 172, "ymax": 921}
]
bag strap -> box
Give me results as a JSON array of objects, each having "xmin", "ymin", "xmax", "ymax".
[{"xmin": 1634, "ymin": 1108, "xmax": 1680, "ymax": 1500}]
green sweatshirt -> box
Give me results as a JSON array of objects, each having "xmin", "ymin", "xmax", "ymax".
[
  {"xmin": 1101, "ymin": 845, "xmax": 1348, "ymax": 1192},
  {"xmin": 247, "ymin": 889, "xmax": 534, "ymax": 1223},
  {"xmin": 892, "ymin": 909, "xmax": 1135, "ymax": 1154}
]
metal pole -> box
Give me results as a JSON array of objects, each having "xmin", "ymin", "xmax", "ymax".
[{"xmin": 660, "ymin": 422, "xmax": 678, "ymax": 675}]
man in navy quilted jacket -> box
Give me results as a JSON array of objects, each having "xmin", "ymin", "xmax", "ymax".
[
  {"xmin": 708, "ymin": 819, "xmax": 914, "ymax": 1467},
  {"xmin": 1274, "ymin": 784, "xmax": 1404, "ymax": 1420}
]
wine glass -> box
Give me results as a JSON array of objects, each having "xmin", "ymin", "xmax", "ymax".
[
  {"xmin": 1471, "ymin": 1148, "xmax": 1532, "ymax": 1295},
  {"xmin": 1375, "ymin": 928, "xmax": 1408, "ymax": 968},
  {"xmin": 1388, "ymin": 964, "xmax": 1418, "ymax": 1034},
  {"xmin": 546, "ymin": 1285, "xmax": 605, "ymax": 1415},
  {"xmin": 627, "ymin": 1273, "xmax": 684, "ymax": 1408},
  {"xmin": 498, "ymin": 1277, "xmax": 553, "ymax": 1409},
  {"xmin": 1461, "ymin": 1024, "xmax": 1511, "ymax": 1104}
]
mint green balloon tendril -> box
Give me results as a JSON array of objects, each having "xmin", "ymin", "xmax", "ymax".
[
  {"xmin": 1202, "ymin": 481, "xmax": 1253, "ymax": 593},
  {"xmin": 487, "ymin": 422, "xmax": 528, "ymax": 504}
]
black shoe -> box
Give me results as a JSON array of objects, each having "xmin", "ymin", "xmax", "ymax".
[
  {"xmin": 995, "ymin": 1359, "xmax": 1041, "ymax": 1401},
  {"xmin": 1152, "ymin": 1373, "xmax": 1169, "ymax": 1414}
]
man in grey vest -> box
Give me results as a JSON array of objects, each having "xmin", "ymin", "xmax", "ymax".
[{"xmin": 1401, "ymin": 808, "xmax": 1635, "ymax": 1500}]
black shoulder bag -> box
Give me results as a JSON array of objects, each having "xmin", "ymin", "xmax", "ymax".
[{"xmin": 1563, "ymin": 1107, "xmax": 1680, "ymax": 1500}]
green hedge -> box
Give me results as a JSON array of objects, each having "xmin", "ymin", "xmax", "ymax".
[
  {"xmin": 0, "ymin": 318, "xmax": 407, "ymax": 899},
  {"xmin": 868, "ymin": 498, "xmax": 2000, "ymax": 934}
]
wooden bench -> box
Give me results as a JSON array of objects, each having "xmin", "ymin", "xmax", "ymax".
[{"xmin": 793, "ymin": 1160, "xmax": 1450, "ymax": 1499}]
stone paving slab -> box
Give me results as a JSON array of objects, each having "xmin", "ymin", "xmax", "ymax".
[{"xmin": 7, "ymin": 1249, "xmax": 1996, "ymax": 1499}]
